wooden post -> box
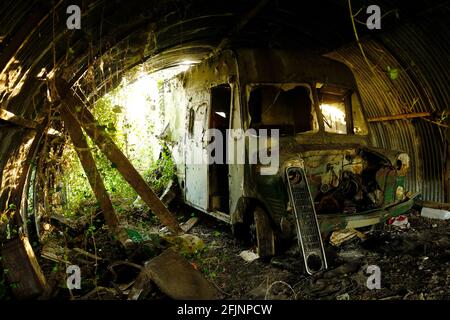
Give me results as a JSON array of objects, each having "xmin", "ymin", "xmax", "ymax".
[
  {"xmin": 59, "ymin": 103, "xmax": 120, "ymax": 231},
  {"xmin": 55, "ymin": 78, "xmax": 183, "ymax": 235}
]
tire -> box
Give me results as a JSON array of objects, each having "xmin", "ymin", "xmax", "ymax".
[{"xmin": 252, "ymin": 206, "xmax": 275, "ymax": 258}]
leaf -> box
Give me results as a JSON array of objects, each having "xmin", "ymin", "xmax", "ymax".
[
  {"xmin": 388, "ymin": 67, "xmax": 399, "ymax": 80},
  {"xmin": 112, "ymin": 105, "xmax": 123, "ymax": 113}
]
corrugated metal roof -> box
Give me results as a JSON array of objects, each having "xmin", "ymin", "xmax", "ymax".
[{"xmin": 327, "ymin": 4, "xmax": 449, "ymax": 201}]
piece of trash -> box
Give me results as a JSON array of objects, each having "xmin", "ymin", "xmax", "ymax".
[
  {"xmin": 336, "ymin": 293, "xmax": 350, "ymax": 300},
  {"xmin": 421, "ymin": 207, "xmax": 450, "ymax": 220},
  {"xmin": 160, "ymin": 180, "xmax": 176, "ymax": 206},
  {"xmin": 127, "ymin": 270, "xmax": 153, "ymax": 300},
  {"xmin": 41, "ymin": 243, "xmax": 68, "ymax": 264},
  {"xmin": 330, "ymin": 229, "xmax": 366, "ymax": 246},
  {"xmin": 162, "ymin": 234, "xmax": 205, "ymax": 255},
  {"xmin": 181, "ymin": 217, "xmax": 199, "ymax": 233},
  {"xmin": 132, "ymin": 196, "xmax": 146, "ymax": 209},
  {"xmin": 387, "ymin": 215, "xmax": 410, "ymax": 229},
  {"xmin": 239, "ymin": 250, "xmax": 259, "ymax": 262},
  {"xmin": 72, "ymin": 248, "xmax": 102, "ymax": 261}
]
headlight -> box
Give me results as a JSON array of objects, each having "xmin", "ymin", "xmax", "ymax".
[
  {"xmin": 396, "ymin": 153, "xmax": 410, "ymax": 176},
  {"xmin": 287, "ymin": 168, "xmax": 303, "ymax": 185}
]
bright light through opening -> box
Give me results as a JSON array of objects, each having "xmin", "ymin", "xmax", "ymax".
[
  {"xmin": 103, "ymin": 60, "xmax": 198, "ymax": 169},
  {"xmin": 215, "ymin": 112, "xmax": 226, "ymax": 118},
  {"xmin": 320, "ymin": 103, "xmax": 347, "ymax": 134}
]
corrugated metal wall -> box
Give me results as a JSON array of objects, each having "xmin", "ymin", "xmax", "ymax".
[{"xmin": 328, "ymin": 7, "xmax": 449, "ymax": 202}]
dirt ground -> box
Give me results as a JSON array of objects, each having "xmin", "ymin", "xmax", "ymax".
[
  {"xmin": 5, "ymin": 206, "xmax": 448, "ymax": 300},
  {"xmin": 189, "ymin": 208, "xmax": 450, "ymax": 300}
]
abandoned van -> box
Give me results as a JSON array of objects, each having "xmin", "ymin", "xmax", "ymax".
[{"xmin": 160, "ymin": 49, "xmax": 418, "ymax": 274}]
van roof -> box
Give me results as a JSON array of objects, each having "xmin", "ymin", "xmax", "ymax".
[{"xmin": 231, "ymin": 49, "xmax": 357, "ymax": 89}]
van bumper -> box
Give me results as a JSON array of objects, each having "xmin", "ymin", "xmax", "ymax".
[{"xmin": 317, "ymin": 193, "xmax": 420, "ymax": 237}]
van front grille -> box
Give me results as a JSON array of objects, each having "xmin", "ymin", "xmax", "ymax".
[{"xmin": 286, "ymin": 166, "xmax": 327, "ymax": 275}]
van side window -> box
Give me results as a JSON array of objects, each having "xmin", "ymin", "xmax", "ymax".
[
  {"xmin": 318, "ymin": 86, "xmax": 348, "ymax": 134},
  {"xmin": 318, "ymin": 85, "xmax": 368, "ymax": 135},
  {"xmin": 248, "ymin": 85, "xmax": 315, "ymax": 135}
]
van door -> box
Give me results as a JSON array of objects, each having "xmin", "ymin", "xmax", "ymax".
[
  {"xmin": 208, "ymin": 85, "xmax": 231, "ymax": 213},
  {"xmin": 185, "ymin": 98, "xmax": 209, "ymax": 210}
]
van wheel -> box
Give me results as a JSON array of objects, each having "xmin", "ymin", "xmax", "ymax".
[{"xmin": 251, "ymin": 206, "xmax": 275, "ymax": 258}]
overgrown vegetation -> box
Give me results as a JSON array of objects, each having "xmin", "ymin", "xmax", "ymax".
[{"xmin": 60, "ymin": 74, "xmax": 173, "ymax": 217}]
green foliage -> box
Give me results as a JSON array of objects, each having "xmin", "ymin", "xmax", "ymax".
[
  {"xmin": 61, "ymin": 92, "xmax": 138, "ymax": 215},
  {"xmin": 60, "ymin": 74, "xmax": 173, "ymax": 218},
  {"xmin": 387, "ymin": 66, "xmax": 399, "ymax": 80},
  {"xmin": 143, "ymin": 145, "xmax": 176, "ymax": 195}
]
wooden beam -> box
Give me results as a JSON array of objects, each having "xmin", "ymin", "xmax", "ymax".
[
  {"xmin": 416, "ymin": 200, "xmax": 450, "ymax": 211},
  {"xmin": 55, "ymin": 78, "xmax": 183, "ymax": 235},
  {"xmin": 367, "ymin": 112, "xmax": 431, "ymax": 123},
  {"xmin": 0, "ymin": 107, "xmax": 37, "ymax": 129},
  {"xmin": 13, "ymin": 119, "xmax": 48, "ymax": 228},
  {"xmin": 59, "ymin": 103, "xmax": 120, "ymax": 231}
]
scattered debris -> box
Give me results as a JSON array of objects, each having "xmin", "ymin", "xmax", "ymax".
[
  {"xmin": 421, "ymin": 207, "xmax": 450, "ymax": 220},
  {"xmin": 181, "ymin": 217, "xmax": 200, "ymax": 233},
  {"xmin": 127, "ymin": 271, "xmax": 153, "ymax": 300},
  {"xmin": 162, "ymin": 234, "xmax": 205, "ymax": 255},
  {"xmin": 387, "ymin": 215, "xmax": 410, "ymax": 229},
  {"xmin": 41, "ymin": 243, "xmax": 68, "ymax": 264},
  {"xmin": 72, "ymin": 248, "xmax": 102, "ymax": 262},
  {"xmin": 160, "ymin": 180, "xmax": 177, "ymax": 206},
  {"xmin": 336, "ymin": 293, "xmax": 350, "ymax": 300},
  {"xmin": 336, "ymin": 249, "xmax": 371, "ymax": 262},
  {"xmin": 330, "ymin": 229, "xmax": 366, "ymax": 246},
  {"xmin": 239, "ymin": 250, "xmax": 259, "ymax": 263}
]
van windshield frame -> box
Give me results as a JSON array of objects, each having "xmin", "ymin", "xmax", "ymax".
[{"xmin": 246, "ymin": 83, "xmax": 319, "ymax": 136}]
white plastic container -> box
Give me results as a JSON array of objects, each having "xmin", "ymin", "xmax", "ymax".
[{"xmin": 421, "ymin": 207, "xmax": 450, "ymax": 220}]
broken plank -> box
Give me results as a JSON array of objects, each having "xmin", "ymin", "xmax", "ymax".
[
  {"xmin": 41, "ymin": 242, "xmax": 68, "ymax": 264},
  {"xmin": 367, "ymin": 112, "xmax": 431, "ymax": 122},
  {"xmin": 181, "ymin": 217, "xmax": 199, "ymax": 233},
  {"xmin": 416, "ymin": 200, "xmax": 450, "ymax": 211},
  {"xmin": 55, "ymin": 77, "xmax": 183, "ymax": 235},
  {"xmin": 72, "ymin": 248, "xmax": 102, "ymax": 261}
]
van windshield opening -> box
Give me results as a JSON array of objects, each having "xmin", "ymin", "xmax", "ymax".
[{"xmin": 248, "ymin": 84, "xmax": 317, "ymax": 135}]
